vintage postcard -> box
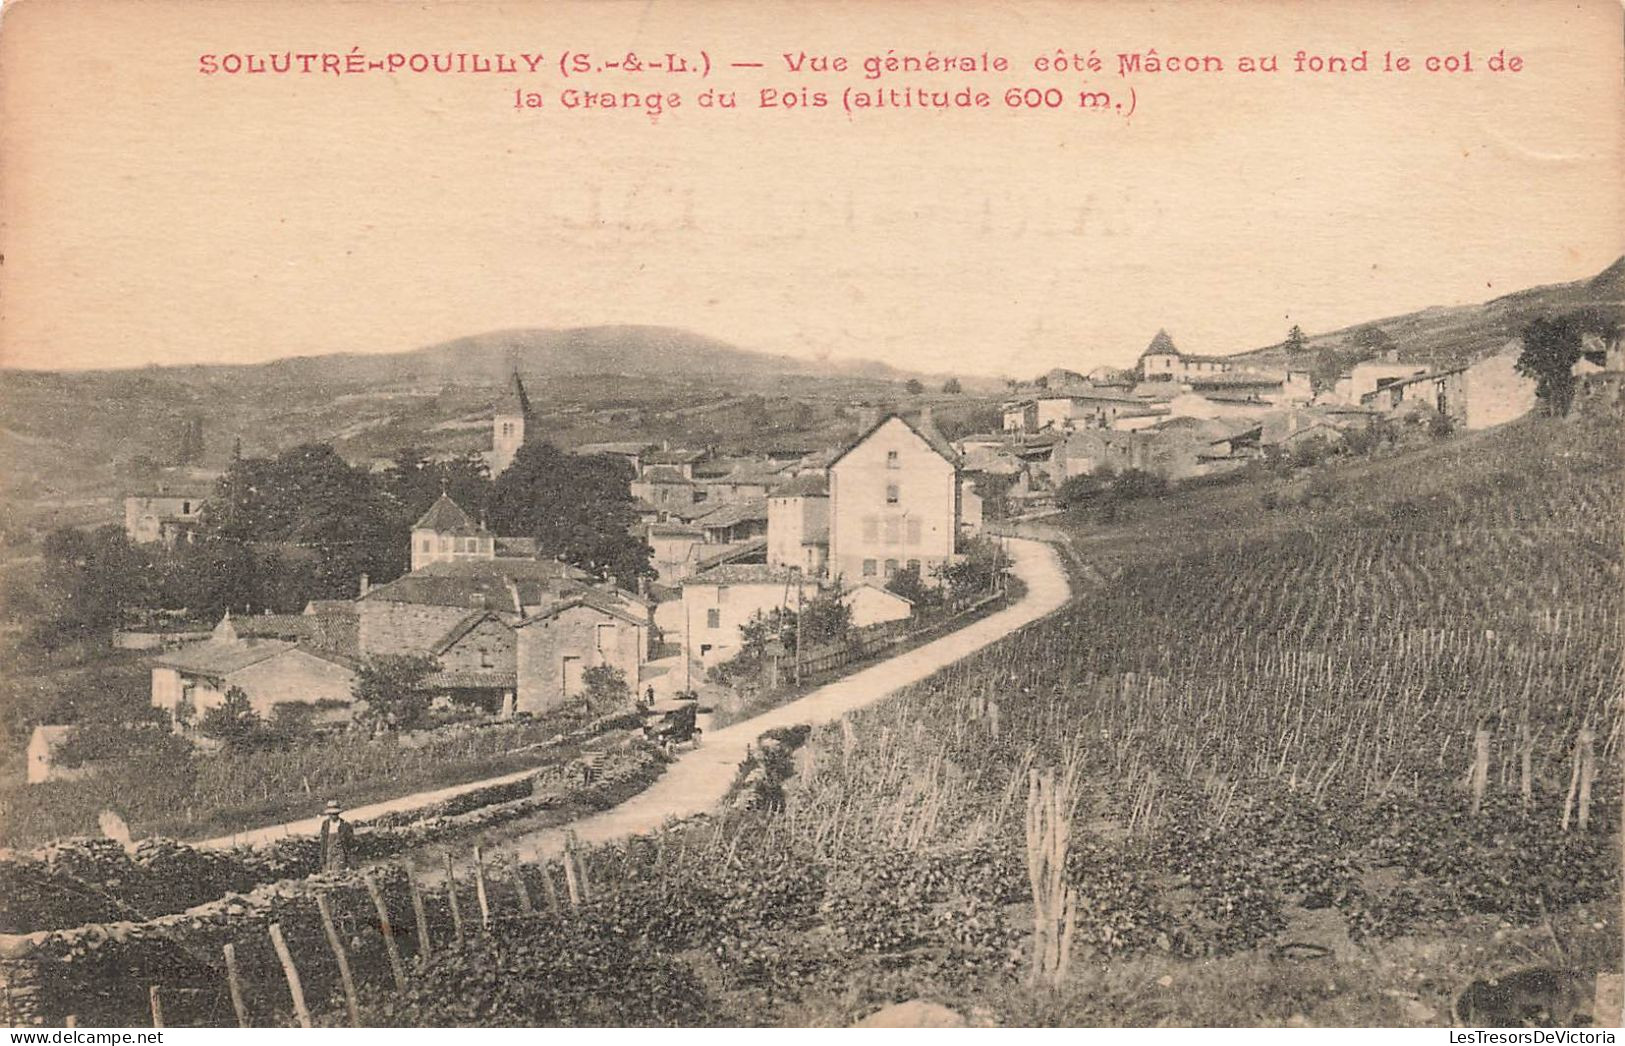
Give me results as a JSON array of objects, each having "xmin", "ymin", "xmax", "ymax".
[{"xmin": 0, "ymin": 0, "xmax": 1621, "ymax": 1033}]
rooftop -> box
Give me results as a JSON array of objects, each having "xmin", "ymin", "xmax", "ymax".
[
  {"xmin": 688, "ymin": 562, "xmax": 814, "ymax": 585},
  {"xmin": 413, "ymin": 494, "xmax": 485, "ymax": 534},
  {"xmin": 772, "ymin": 473, "xmax": 829, "ymax": 497}
]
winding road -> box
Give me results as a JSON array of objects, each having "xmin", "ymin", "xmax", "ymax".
[
  {"xmin": 488, "ymin": 535, "xmax": 1070, "ymax": 860},
  {"xmin": 197, "ymin": 537, "xmax": 1070, "ymax": 857}
]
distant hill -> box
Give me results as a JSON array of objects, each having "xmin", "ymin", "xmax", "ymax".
[
  {"xmin": 1230, "ymin": 255, "xmax": 1625, "ymax": 371},
  {"xmin": 0, "ymin": 325, "xmax": 971, "ymax": 531}
]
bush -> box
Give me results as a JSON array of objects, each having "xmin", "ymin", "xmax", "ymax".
[{"xmin": 384, "ymin": 917, "xmax": 711, "ymax": 1026}]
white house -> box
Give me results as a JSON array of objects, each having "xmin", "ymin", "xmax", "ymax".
[
  {"xmin": 766, "ymin": 473, "xmax": 830, "ymax": 576},
  {"xmin": 410, "ymin": 494, "xmax": 495, "ymax": 571},
  {"xmin": 26, "ymin": 725, "xmax": 85, "ymax": 786},
  {"xmin": 681, "ymin": 563, "xmax": 820, "ymax": 666},
  {"xmin": 827, "ymin": 414, "xmax": 960, "ymax": 584}
]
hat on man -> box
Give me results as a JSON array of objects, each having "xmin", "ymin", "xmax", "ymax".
[{"xmin": 323, "ymin": 800, "xmax": 342, "ymax": 816}]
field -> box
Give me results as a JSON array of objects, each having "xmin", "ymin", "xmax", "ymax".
[
  {"xmin": 364, "ymin": 410, "xmax": 1620, "ymax": 1027},
  {"xmin": 0, "ymin": 712, "xmax": 612, "ymax": 848}
]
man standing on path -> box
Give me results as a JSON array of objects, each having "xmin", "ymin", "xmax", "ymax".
[{"xmin": 318, "ymin": 800, "xmax": 354, "ymax": 872}]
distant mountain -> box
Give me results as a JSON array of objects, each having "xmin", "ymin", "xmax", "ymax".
[{"xmin": 1231, "ymin": 255, "xmax": 1625, "ymax": 370}]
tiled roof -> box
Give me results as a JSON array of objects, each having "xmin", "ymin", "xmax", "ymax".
[
  {"xmin": 427, "ymin": 670, "xmax": 517, "ymax": 690},
  {"xmin": 155, "ymin": 638, "xmax": 356, "ymax": 677},
  {"xmin": 517, "ymin": 591, "xmax": 647, "ymax": 629},
  {"xmin": 362, "ymin": 559, "xmax": 587, "ymax": 610},
  {"xmin": 1140, "ymin": 329, "xmax": 1180, "ymax": 358},
  {"xmin": 688, "ymin": 563, "xmax": 812, "ymax": 585},
  {"xmin": 493, "ymin": 536, "xmax": 538, "ymax": 558},
  {"xmin": 694, "ymin": 498, "xmax": 769, "ymax": 529},
  {"xmin": 827, "ymin": 413, "xmax": 959, "ymax": 471},
  {"xmin": 642, "ymin": 448, "xmax": 707, "ymax": 465},
  {"xmin": 429, "ymin": 610, "xmax": 512, "ymax": 656},
  {"xmin": 413, "ymin": 494, "xmax": 483, "ymax": 533},
  {"xmin": 639, "ymin": 466, "xmax": 693, "ymax": 485},
  {"xmin": 772, "ymin": 473, "xmax": 829, "ymax": 497}
]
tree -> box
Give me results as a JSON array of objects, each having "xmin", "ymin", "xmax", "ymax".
[
  {"xmin": 30, "ymin": 526, "xmax": 155, "ymax": 651},
  {"xmin": 580, "ymin": 664, "xmax": 631, "ymax": 715},
  {"xmin": 487, "ymin": 442, "xmax": 653, "ymax": 583},
  {"xmin": 903, "ymin": 379, "xmax": 925, "ymax": 395},
  {"xmin": 941, "ymin": 377, "xmax": 963, "ymax": 394},
  {"xmin": 1283, "ymin": 324, "xmax": 1308, "ymax": 355},
  {"xmin": 934, "ymin": 537, "xmax": 1006, "ymax": 605},
  {"xmin": 198, "ymin": 686, "xmax": 267, "ymax": 749},
  {"xmin": 352, "ymin": 654, "xmax": 440, "ymax": 732},
  {"xmin": 885, "ymin": 564, "xmax": 939, "ymax": 611},
  {"xmin": 1517, "ymin": 314, "xmax": 1587, "ymax": 416}
]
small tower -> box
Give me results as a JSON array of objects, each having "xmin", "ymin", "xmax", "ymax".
[
  {"xmin": 491, "ymin": 370, "xmax": 534, "ymax": 474},
  {"xmin": 410, "ymin": 493, "xmax": 494, "ymax": 571}
]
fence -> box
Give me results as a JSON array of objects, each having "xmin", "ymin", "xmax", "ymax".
[
  {"xmin": 1, "ymin": 833, "xmax": 608, "ymax": 1028},
  {"xmin": 794, "ymin": 590, "xmax": 1007, "ymax": 681}
]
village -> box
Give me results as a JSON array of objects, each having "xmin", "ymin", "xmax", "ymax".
[{"xmin": 56, "ymin": 319, "xmax": 1616, "ymax": 783}]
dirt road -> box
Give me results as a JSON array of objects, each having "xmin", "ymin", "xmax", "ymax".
[
  {"xmin": 487, "ymin": 536, "xmax": 1070, "ymax": 860},
  {"xmin": 198, "ymin": 537, "xmax": 1069, "ymax": 855}
]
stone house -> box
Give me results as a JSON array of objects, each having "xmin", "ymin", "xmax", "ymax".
[
  {"xmin": 514, "ymin": 593, "xmax": 650, "ymax": 714},
  {"xmin": 150, "ymin": 614, "xmax": 358, "ymax": 728},
  {"xmin": 123, "ymin": 489, "xmax": 209, "ymax": 546}
]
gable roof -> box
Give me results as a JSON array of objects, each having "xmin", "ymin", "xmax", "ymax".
[
  {"xmin": 639, "ymin": 466, "xmax": 694, "ymax": 485},
  {"xmin": 362, "ymin": 558, "xmax": 588, "ymax": 610},
  {"xmin": 843, "ymin": 582, "xmax": 914, "ymax": 607},
  {"xmin": 155, "ymin": 637, "xmax": 356, "ymax": 678},
  {"xmin": 515, "ymin": 591, "xmax": 647, "ymax": 629},
  {"xmin": 693, "ymin": 498, "xmax": 769, "ymax": 529},
  {"xmin": 1140, "ymin": 329, "xmax": 1181, "ymax": 358},
  {"xmin": 429, "ymin": 610, "xmax": 512, "ymax": 656},
  {"xmin": 828, "ymin": 413, "xmax": 959, "ymax": 471},
  {"xmin": 642, "ymin": 448, "xmax": 707, "ymax": 465},
  {"xmin": 413, "ymin": 494, "xmax": 483, "ymax": 533}
]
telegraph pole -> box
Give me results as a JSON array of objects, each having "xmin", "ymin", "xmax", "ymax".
[{"xmin": 793, "ymin": 566, "xmax": 804, "ymax": 686}]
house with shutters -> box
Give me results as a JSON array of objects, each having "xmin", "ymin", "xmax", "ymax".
[
  {"xmin": 767, "ymin": 473, "xmax": 829, "ymax": 576},
  {"xmin": 826, "ymin": 413, "xmax": 963, "ymax": 585}
]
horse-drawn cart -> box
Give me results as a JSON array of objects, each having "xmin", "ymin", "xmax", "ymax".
[{"xmin": 642, "ymin": 699, "xmax": 702, "ymax": 751}]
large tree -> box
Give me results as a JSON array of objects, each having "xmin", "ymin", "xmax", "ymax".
[
  {"xmin": 1517, "ymin": 314, "xmax": 1588, "ymax": 416},
  {"xmin": 486, "ymin": 442, "xmax": 653, "ymax": 582}
]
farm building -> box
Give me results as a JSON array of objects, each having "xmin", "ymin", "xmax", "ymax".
[
  {"xmin": 150, "ymin": 614, "xmax": 358, "ymax": 727},
  {"xmin": 123, "ymin": 489, "xmax": 209, "ymax": 546},
  {"xmin": 26, "ymin": 725, "xmax": 88, "ymax": 786}
]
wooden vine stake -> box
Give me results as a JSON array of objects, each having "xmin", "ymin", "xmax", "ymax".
[
  {"xmin": 315, "ymin": 894, "xmax": 361, "ymax": 1027},
  {"xmin": 1519, "ymin": 721, "xmax": 1533, "ymax": 811},
  {"xmin": 148, "ymin": 985, "xmax": 164, "ymax": 1029},
  {"xmin": 267, "ymin": 923, "xmax": 312, "ymax": 1029},
  {"xmin": 1469, "ymin": 725, "xmax": 1490, "ymax": 816},
  {"xmin": 1576, "ymin": 726, "xmax": 1595, "ymax": 832},
  {"xmin": 1561, "ymin": 725, "xmax": 1596, "ymax": 832},
  {"xmin": 473, "ymin": 845, "xmax": 492, "ymax": 931},
  {"xmin": 222, "ymin": 942, "xmax": 249, "ymax": 1027},
  {"xmin": 364, "ymin": 872, "xmax": 408, "ymax": 992},
  {"xmin": 445, "ymin": 851, "xmax": 467, "ymax": 949},
  {"xmin": 1024, "ymin": 763, "xmax": 1078, "ymax": 990},
  {"xmin": 406, "ymin": 865, "xmax": 433, "ymax": 962},
  {"xmin": 561, "ymin": 844, "xmax": 582, "ymax": 908}
]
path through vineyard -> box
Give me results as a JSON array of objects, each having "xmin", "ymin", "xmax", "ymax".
[
  {"xmin": 197, "ymin": 536, "xmax": 1070, "ymax": 854},
  {"xmin": 481, "ymin": 536, "xmax": 1071, "ymax": 861}
]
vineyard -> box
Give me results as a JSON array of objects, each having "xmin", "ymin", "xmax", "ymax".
[
  {"xmin": 333, "ymin": 412, "xmax": 1622, "ymax": 1026},
  {"xmin": 5, "ymin": 413, "xmax": 1618, "ymax": 1026}
]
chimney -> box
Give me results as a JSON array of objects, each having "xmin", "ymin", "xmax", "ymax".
[
  {"xmin": 358, "ymin": 573, "xmax": 370, "ymax": 597},
  {"xmin": 505, "ymin": 576, "xmax": 524, "ymax": 615}
]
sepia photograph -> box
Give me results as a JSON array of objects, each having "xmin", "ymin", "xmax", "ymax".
[{"xmin": 0, "ymin": 0, "xmax": 1621, "ymax": 1033}]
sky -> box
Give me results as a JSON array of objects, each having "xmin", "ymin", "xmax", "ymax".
[{"xmin": 1, "ymin": 0, "xmax": 1621, "ymax": 377}]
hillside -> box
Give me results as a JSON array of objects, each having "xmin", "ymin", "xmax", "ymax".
[
  {"xmin": 0, "ymin": 326, "xmax": 985, "ymax": 533},
  {"xmin": 1230, "ymin": 253, "xmax": 1624, "ymax": 372}
]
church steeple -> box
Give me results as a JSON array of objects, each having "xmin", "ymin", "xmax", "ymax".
[{"xmin": 490, "ymin": 370, "xmax": 534, "ymax": 474}]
